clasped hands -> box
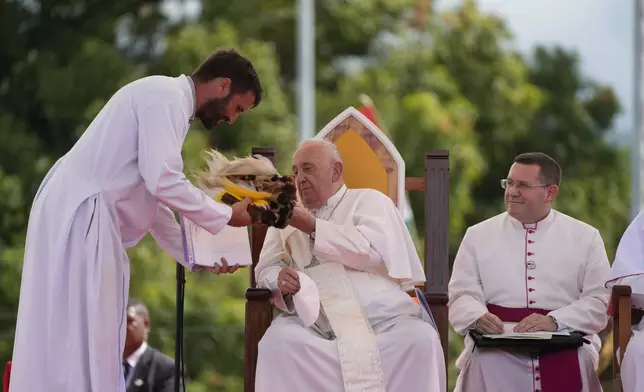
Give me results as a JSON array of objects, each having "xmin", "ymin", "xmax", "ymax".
[
  {"xmin": 228, "ymin": 198, "xmax": 314, "ymax": 233},
  {"xmin": 474, "ymin": 312, "xmax": 557, "ymax": 334}
]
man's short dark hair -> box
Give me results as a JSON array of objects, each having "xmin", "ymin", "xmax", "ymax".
[
  {"xmin": 127, "ymin": 298, "xmax": 149, "ymax": 321},
  {"xmin": 192, "ymin": 49, "xmax": 263, "ymax": 107},
  {"xmin": 514, "ymin": 152, "xmax": 562, "ymax": 186}
]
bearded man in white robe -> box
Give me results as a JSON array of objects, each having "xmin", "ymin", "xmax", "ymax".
[
  {"xmin": 606, "ymin": 211, "xmax": 644, "ymax": 392},
  {"xmin": 9, "ymin": 49, "xmax": 262, "ymax": 392},
  {"xmin": 254, "ymin": 138, "xmax": 446, "ymax": 392},
  {"xmin": 448, "ymin": 152, "xmax": 611, "ymax": 392}
]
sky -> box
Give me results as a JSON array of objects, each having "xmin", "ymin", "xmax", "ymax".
[{"xmin": 437, "ymin": 0, "xmax": 635, "ymax": 137}]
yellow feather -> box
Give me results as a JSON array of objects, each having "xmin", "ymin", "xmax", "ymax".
[
  {"xmin": 213, "ymin": 180, "xmax": 271, "ymax": 208},
  {"xmin": 220, "ymin": 178, "xmax": 272, "ymax": 200}
]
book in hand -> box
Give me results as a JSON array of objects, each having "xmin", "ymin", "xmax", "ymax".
[
  {"xmin": 479, "ymin": 323, "xmax": 572, "ymax": 340},
  {"xmin": 469, "ymin": 326, "xmax": 589, "ymax": 355},
  {"xmin": 180, "ymin": 218, "xmax": 253, "ymax": 269}
]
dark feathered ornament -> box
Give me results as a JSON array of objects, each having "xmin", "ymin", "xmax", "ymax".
[{"xmin": 194, "ymin": 150, "xmax": 297, "ymax": 228}]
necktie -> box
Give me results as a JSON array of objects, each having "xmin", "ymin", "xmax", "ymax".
[{"xmin": 123, "ymin": 361, "xmax": 131, "ymax": 381}]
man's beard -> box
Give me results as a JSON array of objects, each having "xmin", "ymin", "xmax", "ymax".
[{"xmin": 195, "ymin": 95, "xmax": 231, "ymax": 129}]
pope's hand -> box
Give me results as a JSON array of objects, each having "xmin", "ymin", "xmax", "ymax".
[
  {"xmin": 513, "ymin": 313, "xmax": 557, "ymax": 333},
  {"xmin": 474, "ymin": 312, "xmax": 505, "ymax": 334},
  {"xmin": 228, "ymin": 198, "xmax": 255, "ymax": 227},
  {"xmin": 277, "ymin": 266, "xmax": 300, "ymax": 295},
  {"xmin": 201, "ymin": 257, "xmax": 243, "ymax": 275}
]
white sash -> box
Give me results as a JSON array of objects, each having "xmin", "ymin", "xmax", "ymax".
[{"xmin": 304, "ymin": 262, "xmax": 386, "ymax": 392}]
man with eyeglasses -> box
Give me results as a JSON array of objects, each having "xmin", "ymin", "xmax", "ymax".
[{"xmin": 448, "ymin": 152, "xmax": 611, "ymax": 392}]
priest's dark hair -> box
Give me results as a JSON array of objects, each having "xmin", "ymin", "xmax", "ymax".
[
  {"xmin": 192, "ymin": 48, "xmax": 263, "ymax": 107},
  {"xmin": 514, "ymin": 152, "xmax": 562, "ymax": 186}
]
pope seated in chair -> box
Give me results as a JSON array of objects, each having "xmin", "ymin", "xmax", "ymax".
[{"xmin": 254, "ymin": 138, "xmax": 446, "ymax": 392}]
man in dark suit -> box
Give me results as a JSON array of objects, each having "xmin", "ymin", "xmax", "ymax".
[{"xmin": 123, "ymin": 298, "xmax": 175, "ymax": 392}]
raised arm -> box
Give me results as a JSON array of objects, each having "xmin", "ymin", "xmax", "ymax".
[
  {"xmin": 137, "ymin": 100, "xmax": 232, "ymax": 235},
  {"xmin": 448, "ymin": 228, "xmax": 489, "ymax": 334},
  {"xmin": 310, "ymin": 190, "xmax": 424, "ymax": 286}
]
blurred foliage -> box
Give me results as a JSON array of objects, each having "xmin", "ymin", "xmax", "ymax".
[{"xmin": 0, "ymin": 0, "xmax": 631, "ymax": 390}]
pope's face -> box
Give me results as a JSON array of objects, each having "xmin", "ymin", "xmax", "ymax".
[
  {"xmin": 504, "ymin": 163, "xmax": 556, "ymax": 223},
  {"xmin": 292, "ymin": 144, "xmax": 339, "ymax": 210}
]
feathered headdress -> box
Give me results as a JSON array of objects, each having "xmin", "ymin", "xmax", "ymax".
[{"xmin": 194, "ymin": 150, "xmax": 297, "ymax": 228}]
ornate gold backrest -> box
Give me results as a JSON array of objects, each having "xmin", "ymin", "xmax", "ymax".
[{"xmin": 314, "ymin": 107, "xmax": 405, "ymax": 213}]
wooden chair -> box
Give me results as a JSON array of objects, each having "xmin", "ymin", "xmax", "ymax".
[
  {"xmin": 611, "ymin": 285, "xmax": 644, "ymax": 392},
  {"xmin": 243, "ymin": 107, "xmax": 450, "ymax": 392}
]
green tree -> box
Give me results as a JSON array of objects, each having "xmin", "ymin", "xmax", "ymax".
[{"xmin": 518, "ymin": 46, "xmax": 630, "ymax": 252}]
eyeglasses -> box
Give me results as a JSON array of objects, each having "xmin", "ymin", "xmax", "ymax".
[{"xmin": 500, "ymin": 179, "xmax": 549, "ymax": 190}]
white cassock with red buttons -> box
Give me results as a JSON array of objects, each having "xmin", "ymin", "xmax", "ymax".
[{"xmin": 448, "ymin": 209, "xmax": 611, "ymax": 392}]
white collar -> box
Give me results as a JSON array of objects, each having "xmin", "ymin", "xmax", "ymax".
[
  {"xmin": 311, "ymin": 184, "xmax": 347, "ymax": 218},
  {"xmin": 126, "ymin": 341, "xmax": 148, "ymax": 369},
  {"xmin": 507, "ymin": 208, "xmax": 556, "ymax": 231}
]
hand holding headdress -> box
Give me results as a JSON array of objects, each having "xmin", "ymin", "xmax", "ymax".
[{"xmin": 195, "ymin": 150, "xmax": 297, "ymax": 228}]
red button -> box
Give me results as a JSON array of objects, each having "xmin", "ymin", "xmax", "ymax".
[
  {"xmin": 529, "ymin": 288, "xmax": 535, "ymax": 292},
  {"xmin": 535, "ymin": 366, "xmax": 540, "ymax": 371},
  {"xmin": 528, "ymin": 230, "xmax": 535, "ymax": 234},
  {"xmin": 529, "ymin": 300, "xmax": 535, "ymax": 304},
  {"xmin": 536, "ymin": 377, "xmax": 540, "ymax": 381},
  {"xmin": 528, "ymin": 252, "xmax": 534, "ymax": 256},
  {"xmin": 528, "ymin": 276, "xmax": 534, "ymax": 280},
  {"xmin": 528, "ymin": 240, "xmax": 534, "ymax": 243}
]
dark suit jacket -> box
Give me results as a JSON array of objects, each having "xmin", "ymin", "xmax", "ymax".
[{"xmin": 126, "ymin": 346, "xmax": 175, "ymax": 392}]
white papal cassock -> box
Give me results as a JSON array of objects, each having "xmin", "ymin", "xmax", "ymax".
[
  {"xmin": 9, "ymin": 75, "xmax": 232, "ymax": 392},
  {"xmin": 254, "ymin": 185, "xmax": 446, "ymax": 392},
  {"xmin": 606, "ymin": 211, "xmax": 644, "ymax": 392},
  {"xmin": 448, "ymin": 209, "xmax": 611, "ymax": 392}
]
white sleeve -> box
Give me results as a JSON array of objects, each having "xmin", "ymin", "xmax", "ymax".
[
  {"xmin": 255, "ymin": 228, "xmax": 295, "ymax": 313},
  {"xmin": 548, "ymin": 230, "xmax": 611, "ymax": 334},
  {"xmin": 137, "ymin": 101, "xmax": 232, "ymax": 235},
  {"xmin": 311, "ymin": 191, "xmax": 425, "ymax": 287},
  {"xmin": 447, "ymin": 228, "xmax": 488, "ymax": 334},
  {"xmin": 148, "ymin": 204, "xmax": 185, "ymax": 263}
]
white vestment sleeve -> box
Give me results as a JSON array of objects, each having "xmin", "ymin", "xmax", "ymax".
[
  {"xmin": 256, "ymin": 228, "xmax": 295, "ymax": 313},
  {"xmin": 447, "ymin": 228, "xmax": 488, "ymax": 334},
  {"xmin": 311, "ymin": 190, "xmax": 425, "ymax": 289},
  {"xmin": 607, "ymin": 211, "xmax": 644, "ymax": 285},
  {"xmin": 312, "ymin": 218, "xmax": 383, "ymax": 272},
  {"xmin": 137, "ymin": 101, "xmax": 232, "ymax": 235},
  {"xmin": 548, "ymin": 230, "xmax": 611, "ymax": 334},
  {"xmin": 148, "ymin": 204, "xmax": 185, "ymax": 263}
]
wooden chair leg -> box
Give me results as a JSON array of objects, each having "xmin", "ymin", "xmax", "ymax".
[
  {"xmin": 611, "ymin": 285, "xmax": 632, "ymax": 392},
  {"xmin": 244, "ymin": 289, "xmax": 273, "ymax": 392}
]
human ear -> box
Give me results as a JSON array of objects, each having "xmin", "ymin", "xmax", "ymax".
[
  {"xmin": 332, "ymin": 162, "xmax": 343, "ymax": 182},
  {"xmin": 546, "ymin": 185, "xmax": 559, "ymax": 202},
  {"xmin": 216, "ymin": 77, "xmax": 231, "ymax": 96}
]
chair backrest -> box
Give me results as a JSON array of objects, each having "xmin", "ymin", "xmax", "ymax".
[{"xmin": 314, "ymin": 107, "xmax": 405, "ymax": 213}]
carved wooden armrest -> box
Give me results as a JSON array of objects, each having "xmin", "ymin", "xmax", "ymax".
[{"xmin": 246, "ymin": 288, "xmax": 273, "ymax": 301}]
